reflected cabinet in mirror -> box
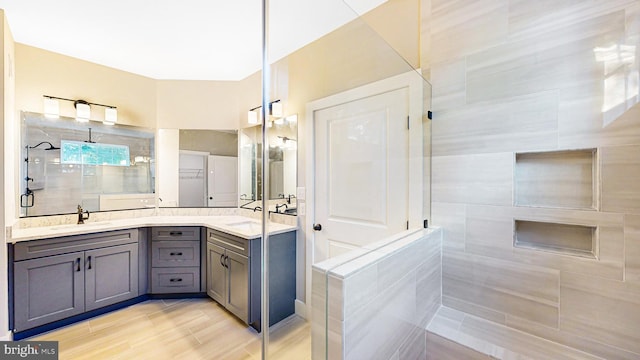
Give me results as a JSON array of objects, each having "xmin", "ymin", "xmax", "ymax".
[
  {"xmin": 20, "ymin": 111, "xmax": 155, "ymax": 217},
  {"xmin": 240, "ymin": 115, "xmax": 297, "ymax": 215}
]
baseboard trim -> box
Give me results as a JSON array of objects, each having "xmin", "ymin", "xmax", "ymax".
[{"xmin": 295, "ymin": 299, "xmax": 307, "ymax": 319}]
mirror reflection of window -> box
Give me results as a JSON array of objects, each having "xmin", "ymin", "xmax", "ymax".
[{"xmin": 20, "ymin": 112, "xmax": 155, "ymax": 217}]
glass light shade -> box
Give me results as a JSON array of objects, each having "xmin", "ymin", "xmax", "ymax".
[
  {"xmin": 104, "ymin": 107, "xmax": 117, "ymax": 125},
  {"xmin": 75, "ymin": 103, "xmax": 91, "ymax": 122},
  {"xmin": 43, "ymin": 98, "xmax": 60, "ymax": 119},
  {"xmin": 271, "ymin": 101, "xmax": 283, "ymax": 117},
  {"xmin": 285, "ymin": 114, "xmax": 298, "ymax": 123},
  {"xmin": 248, "ymin": 110, "xmax": 259, "ymax": 124}
]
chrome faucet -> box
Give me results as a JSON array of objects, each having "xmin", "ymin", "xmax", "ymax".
[
  {"xmin": 275, "ymin": 203, "xmax": 288, "ymax": 213},
  {"xmin": 286, "ymin": 194, "xmax": 296, "ymax": 204},
  {"xmin": 77, "ymin": 205, "xmax": 90, "ymax": 224}
]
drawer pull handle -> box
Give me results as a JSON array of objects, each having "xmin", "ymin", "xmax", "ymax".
[
  {"xmin": 169, "ymin": 231, "xmax": 183, "ymax": 236},
  {"xmin": 76, "ymin": 258, "xmax": 81, "ymax": 272},
  {"xmin": 220, "ymin": 253, "xmax": 226, "ymax": 268},
  {"xmin": 87, "ymin": 256, "xmax": 92, "ymax": 270},
  {"xmin": 170, "ymin": 252, "xmax": 183, "ymax": 256},
  {"xmin": 169, "ymin": 278, "xmax": 183, "ymax": 282}
]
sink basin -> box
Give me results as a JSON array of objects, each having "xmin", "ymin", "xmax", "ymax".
[
  {"xmin": 224, "ymin": 220, "xmax": 262, "ymax": 233},
  {"xmin": 50, "ymin": 222, "xmax": 112, "ymax": 230}
]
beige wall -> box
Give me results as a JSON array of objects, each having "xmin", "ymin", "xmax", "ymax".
[
  {"xmin": 156, "ymin": 80, "xmax": 239, "ymax": 129},
  {"xmin": 15, "ymin": 44, "xmax": 157, "ymax": 128},
  {"xmin": 253, "ymin": 0, "xmax": 424, "ymax": 304},
  {"xmin": 1, "ymin": 9, "xmax": 14, "ymax": 339},
  {"xmin": 179, "ymin": 129, "xmax": 238, "ymax": 157},
  {"xmin": 426, "ymin": 0, "xmax": 640, "ymax": 358}
]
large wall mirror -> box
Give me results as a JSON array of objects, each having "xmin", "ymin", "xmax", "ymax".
[
  {"xmin": 178, "ymin": 129, "xmax": 238, "ymax": 207},
  {"xmin": 20, "ymin": 111, "xmax": 155, "ymax": 217},
  {"xmin": 240, "ymin": 115, "xmax": 297, "ymax": 215}
]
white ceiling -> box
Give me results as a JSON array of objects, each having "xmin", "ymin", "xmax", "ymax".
[{"xmin": 0, "ymin": 0, "xmax": 386, "ymax": 81}]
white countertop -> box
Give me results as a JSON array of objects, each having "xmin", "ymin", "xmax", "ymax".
[{"xmin": 8, "ymin": 215, "xmax": 297, "ymax": 243}]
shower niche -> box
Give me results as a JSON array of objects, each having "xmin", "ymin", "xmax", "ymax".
[
  {"xmin": 513, "ymin": 148, "xmax": 598, "ymax": 258},
  {"xmin": 515, "ymin": 149, "xmax": 597, "ymax": 210}
]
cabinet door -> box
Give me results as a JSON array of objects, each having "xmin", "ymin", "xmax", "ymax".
[
  {"xmin": 226, "ymin": 250, "xmax": 250, "ymax": 323},
  {"xmin": 14, "ymin": 252, "xmax": 85, "ymax": 331},
  {"xmin": 206, "ymin": 242, "xmax": 226, "ymax": 304},
  {"xmin": 85, "ymin": 243, "xmax": 139, "ymax": 311}
]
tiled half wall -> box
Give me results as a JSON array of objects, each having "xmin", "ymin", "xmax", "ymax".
[{"xmin": 311, "ymin": 228, "xmax": 442, "ymax": 360}]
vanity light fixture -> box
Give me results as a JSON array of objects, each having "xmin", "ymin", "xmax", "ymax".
[
  {"xmin": 273, "ymin": 117, "xmax": 285, "ymax": 125},
  {"xmin": 104, "ymin": 107, "xmax": 118, "ymax": 125},
  {"xmin": 43, "ymin": 97, "xmax": 60, "ymax": 119},
  {"xmin": 74, "ymin": 100, "xmax": 91, "ymax": 123},
  {"xmin": 270, "ymin": 100, "xmax": 283, "ymax": 117},
  {"xmin": 248, "ymin": 106, "xmax": 260, "ymax": 125},
  {"xmin": 247, "ymin": 99, "xmax": 283, "ymax": 125},
  {"xmin": 285, "ymin": 114, "xmax": 298, "ymax": 123},
  {"xmin": 43, "ymin": 95, "xmax": 118, "ymax": 124}
]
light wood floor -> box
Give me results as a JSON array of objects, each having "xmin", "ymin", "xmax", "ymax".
[{"xmin": 30, "ymin": 298, "xmax": 311, "ymax": 360}]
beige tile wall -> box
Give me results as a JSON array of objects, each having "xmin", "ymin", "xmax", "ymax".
[{"xmin": 424, "ymin": 0, "xmax": 640, "ymax": 358}]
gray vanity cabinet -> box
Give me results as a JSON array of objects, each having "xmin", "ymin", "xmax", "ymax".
[
  {"xmin": 206, "ymin": 242, "xmax": 226, "ymax": 304},
  {"xmin": 85, "ymin": 243, "xmax": 139, "ymax": 311},
  {"xmin": 206, "ymin": 228, "xmax": 296, "ymax": 329},
  {"xmin": 150, "ymin": 226, "xmax": 201, "ymax": 294},
  {"xmin": 206, "ymin": 233, "xmax": 250, "ymax": 323},
  {"xmin": 226, "ymin": 250, "xmax": 250, "ymax": 319},
  {"xmin": 14, "ymin": 252, "xmax": 85, "ymax": 331},
  {"xmin": 12, "ymin": 229, "xmax": 139, "ymax": 332}
]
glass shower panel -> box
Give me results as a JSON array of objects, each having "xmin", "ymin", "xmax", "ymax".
[{"xmin": 263, "ymin": 0, "xmax": 432, "ymax": 359}]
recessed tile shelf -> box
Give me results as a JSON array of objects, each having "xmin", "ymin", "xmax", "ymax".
[
  {"xmin": 514, "ymin": 220, "xmax": 596, "ymax": 258},
  {"xmin": 515, "ymin": 149, "xmax": 597, "ymax": 210}
]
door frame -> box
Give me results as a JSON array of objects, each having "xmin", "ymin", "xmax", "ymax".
[{"xmin": 304, "ymin": 70, "xmax": 424, "ymax": 314}]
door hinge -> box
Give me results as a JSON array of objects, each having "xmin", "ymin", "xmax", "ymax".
[
  {"xmin": 428, "ymin": 110, "xmax": 433, "ymax": 120},
  {"xmin": 406, "ymin": 220, "xmax": 409, "ymax": 230},
  {"xmin": 407, "ymin": 116, "xmax": 410, "ymax": 130}
]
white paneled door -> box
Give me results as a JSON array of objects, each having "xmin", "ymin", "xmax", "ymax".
[
  {"xmin": 313, "ymin": 87, "xmax": 410, "ymax": 260},
  {"xmin": 208, "ymin": 155, "xmax": 238, "ymax": 207}
]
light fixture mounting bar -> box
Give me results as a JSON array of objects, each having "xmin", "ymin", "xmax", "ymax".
[
  {"xmin": 43, "ymin": 95, "xmax": 117, "ymax": 109},
  {"xmin": 248, "ymin": 99, "xmax": 281, "ymax": 113}
]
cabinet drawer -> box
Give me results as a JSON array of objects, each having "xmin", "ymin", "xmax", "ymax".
[
  {"xmin": 151, "ymin": 227, "xmax": 200, "ymax": 241},
  {"xmin": 14, "ymin": 229, "xmax": 138, "ymax": 261},
  {"xmin": 151, "ymin": 241, "xmax": 200, "ymax": 267},
  {"xmin": 207, "ymin": 229, "xmax": 249, "ymax": 257},
  {"xmin": 151, "ymin": 267, "xmax": 200, "ymax": 293}
]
